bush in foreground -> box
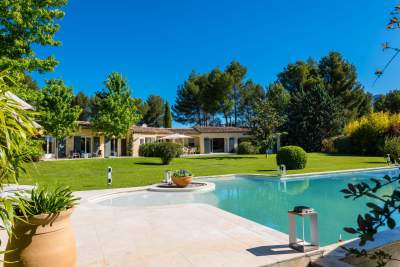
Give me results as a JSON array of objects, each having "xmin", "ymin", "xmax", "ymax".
[
  {"xmin": 237, "ymin": 141, "xmax": 257, "ymax": 155},
  {"xmin": 276, "ymin": 146, "xmax": 307, "ymax": 170}
]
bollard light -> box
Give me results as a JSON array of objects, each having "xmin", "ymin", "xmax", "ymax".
[
  {"xmin": 288, "ymin": 206, "xmax": 319, "ymax": 252},
  {"xmin": 107, "ymin": 166, "xmax": 112, "ymax": 185}
]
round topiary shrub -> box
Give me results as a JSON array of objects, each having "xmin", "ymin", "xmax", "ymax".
[
  {"xmin": 157, "ymin": 143, "xmax": 182, "ymax": 165},
  {"xmin": 237, "ymin": 141, "xmax": 257, "ymax": 155},
  {"xmin": 276, "ymin": 146, "xmax": 307, "ymax": 170}
]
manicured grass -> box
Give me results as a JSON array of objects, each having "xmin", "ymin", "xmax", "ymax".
[{"xmin": 19, "ymin": 153, "xmax": 388, "ymax": 191}]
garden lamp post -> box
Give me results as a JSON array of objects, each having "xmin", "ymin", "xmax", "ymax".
[{"xmin": 288, "ymin": 206, "xmax": 319, "ymax": 253}]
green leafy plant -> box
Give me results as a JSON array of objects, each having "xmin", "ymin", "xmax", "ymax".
[
  {"xmin": 383, "ymin": 136, "xmax": 400, "ymax": 163},
  {"xmin": 321, "ymin": 135, "xmax": 353, "ymax": 154},
  {"xmin": 158, "ymin": 143, "xmax": 182, "ymax": 165},
  {"xmin": 237, "ymin": 141, "xmax": 257, "ymax": 155},
  {"xmin": 0, "ymin": 68, "xmax": 38, "ymax": 255},
  {"xmin": 139, "ymin": 142, "xmax": 183, "ymax": 164},
  {"xmin": 0, "ymin": 93, "xmax": 37, "ymax": 181},
  {"xmin": 276, "ymin": 146, "xmax": 307, "ymax": 170},
  {"xmin": 15, "ymin": 186, "xmax": 79, "ymax": 216},
  {"xmin": 91, "ymin": 72, "xmax": 140, "ymax": 139},
  {"xmin": 341, "ymin": 174, "xmax": 400, "ymax": 266},
  {"xmin": 171, "ymin": 169, "xmax": 192, "ymax": 177},
  {"xmin": 21, "ymin": 139, "xmax": 44, "ymax": 162},
  {"xmin": 139, "ymin": 143, "xmax": 160, "ymax": 157}
]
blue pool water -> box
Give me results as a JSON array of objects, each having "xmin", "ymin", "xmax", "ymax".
[{"xmin": 100, "ymin": 168, "xmax": 400, "ymax": 246}]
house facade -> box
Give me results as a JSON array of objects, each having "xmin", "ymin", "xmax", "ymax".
[
  {"xmin": 41, "ymin": 121, "xmax": 130, "ymax": 159},
  {"xmin": 40, "ymin": 122, "xmax": 251, "ymax": 159},
  {"xmin": 131, "ymin": 126, "xmax": 251, "ymax": 156},
  {"xmin": 6, "ymin": 93, "xmax": 251, "ymax": 160}
]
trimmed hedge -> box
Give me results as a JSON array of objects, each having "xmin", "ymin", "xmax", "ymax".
[
  {"xmin": 139, "ymin": 142, "xmax": 183, "ymax": 165},
  {"xmin": 139, "ymin": 143, "xmax": 159, "ymax": 157},
  {"xmin": 276, "ymin": 146, "xmax": 307, "ymax": 170},
  {"xmin": 237, "ymin": 141, "xmax": 257, "ymax": 155}
]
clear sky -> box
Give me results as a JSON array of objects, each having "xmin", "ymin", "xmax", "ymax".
[{"xmin": 33, "ymin": 0, "xmax": 399, "ymax": 106}]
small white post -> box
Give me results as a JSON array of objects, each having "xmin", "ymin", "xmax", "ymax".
[{"xmin": 107, "ymin": 166, "xmax": 112, "ymax": 185}]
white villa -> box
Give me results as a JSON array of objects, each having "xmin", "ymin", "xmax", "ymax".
[
  {"xmin": 6, "ymin": 92, "xmax": 251, "ymax": 159},
  {"xmin": 40, "ymin": 122, "xmax": 251, "ymax": 159}
]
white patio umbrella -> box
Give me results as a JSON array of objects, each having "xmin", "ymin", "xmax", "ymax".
[{"xmin": 159, "ymin": 133, "xmax": 191, "ymax": 140}]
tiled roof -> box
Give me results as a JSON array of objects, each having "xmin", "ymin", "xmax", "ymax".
[
  {"xmin": 193, "ymin": 126, "xmax": 250, "ymax": 133},
  {"xmin": 131, "ymin": 126, "xmax": 174, "ymax": 134},
  {"xmin": 170, "ymin": 128, "xmax": 199, "ymax": 135},
  {"xmin": 131, "ymin": 125, "xmax": 250, "ymax": 135}
]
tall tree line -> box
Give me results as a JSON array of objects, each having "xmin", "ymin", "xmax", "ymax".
[
  {"xmin": 277, "ymin": 52, "xmax": 372, "ymax": 151},
  {"xmin": 173, "ymin": 61, "xmax": 263, "ymax": 126},
  {"xmin": 135, "ymin": 95, "xmax": 172, "ymax": 128},
  {"xmin": 173, "ymin": 53, "xmax": 373, "ymax": 152}
]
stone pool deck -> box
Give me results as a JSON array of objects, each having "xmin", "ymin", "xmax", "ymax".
[{"xmin": 70, "ymin": 188, "xmax": 322, "ymax": 267}]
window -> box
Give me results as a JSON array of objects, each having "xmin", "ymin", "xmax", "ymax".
[
  {"xmin": 42, "ymin": 136, "xmax": 54, "ymax": 154},
  {"xmin": 80, "ymin": 136, "xmax": 92, "ymax": 154},
  {"xmin": 145, "ymin": 137, "xmax": 154, "ymax": 144},
  {"xmin": 110, "ymin": 138, "xmax": 118, "ymax": 156},
  {"xmin": 93, "ymin": 137, "xmax": 100, "ymax": 153},
  {"xmin": 140, "ymin": 138, "xmax": 145, "ymax": 145}
]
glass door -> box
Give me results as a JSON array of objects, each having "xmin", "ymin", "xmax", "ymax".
[{"xmin": 204, "ymin": 138, "xmax": 210, "ymax": 154}]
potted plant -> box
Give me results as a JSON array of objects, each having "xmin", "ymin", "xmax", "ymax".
[
  {"xmin": 5, "ymin": 186, "xmax": 80, "ymax": 267},
  {"xmin": 171, "ymin": 169, "xmax": 193, "ymax": 187}
]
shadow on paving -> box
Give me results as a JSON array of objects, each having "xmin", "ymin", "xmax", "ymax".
[{"xmin": 247, "ymin": 245, "xmax": 298, "ymax": 256}]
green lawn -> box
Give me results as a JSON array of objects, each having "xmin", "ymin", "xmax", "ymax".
[{"xmin": 18, "ymin": 153, "xmax": 389, "ymax": 191}]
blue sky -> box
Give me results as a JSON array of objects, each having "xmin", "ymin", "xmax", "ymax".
[{"xmin": 33, "ymin": 0, "xmax": 399, "ymax": 106}]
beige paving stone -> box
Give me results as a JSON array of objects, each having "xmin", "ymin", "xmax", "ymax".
[{"xmin": 1, "ymin": 189, "xmax": 316, "ymax": 267}]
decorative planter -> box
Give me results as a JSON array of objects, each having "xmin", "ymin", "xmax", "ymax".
[
  {"xmin": 5, "ymin": 208, "xmax": 76, "ymax": 267},
  {"xmin": 172, "ymin": 176, "xmax": 193, "ymax": 187}
]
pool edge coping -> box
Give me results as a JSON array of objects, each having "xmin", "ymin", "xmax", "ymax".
[
  {"xmin": 84, "ymin": 165, "xmax": 398, "ymax": 203},
  {"xmin": 196, "ymin": 165, "xmax": 398, "ymax": 180}
]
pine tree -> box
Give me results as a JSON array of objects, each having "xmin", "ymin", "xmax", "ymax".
[{"xmin": 286, "ymin": 84, "xmax": 344, "ymax": 152}]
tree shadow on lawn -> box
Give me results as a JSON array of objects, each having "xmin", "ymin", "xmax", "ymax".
[
  {"xmin": 364, "ymin": 161, "xmax": 387, "ymax": 164},
  {"xmin": 256, "ymin": 169, "xmax": 276, "ymax": 172},
  {"xmin": 135, "ymin": 162, "xmax": 164, "ymax": 166},
  {"xmin": 186, "ymin": 156, "xmax": 258, "ymax": 160}
]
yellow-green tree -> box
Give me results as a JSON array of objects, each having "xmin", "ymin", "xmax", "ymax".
[{"xmin": 91, "ymin": 72, "xmax": 140, "ymax": 139}]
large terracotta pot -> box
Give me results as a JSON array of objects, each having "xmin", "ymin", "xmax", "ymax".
[
  {"xmin": 172, "ymin": 176, "xmax": 193, "ymax": 187},
  {"xmin": 5, "ymin": 208, "xmax": 76, "ymax": 267}
]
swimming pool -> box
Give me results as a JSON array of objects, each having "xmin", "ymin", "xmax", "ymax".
[{"xmin": 99, "ymin": 168, "xmax": 400, "ymax": 246}]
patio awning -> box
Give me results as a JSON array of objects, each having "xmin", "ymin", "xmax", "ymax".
[{"xmin": 159, "ymin": 133, "xmax": 192, "ymax": 140}]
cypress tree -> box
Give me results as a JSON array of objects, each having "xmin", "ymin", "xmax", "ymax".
[{"xmin": 163, "ymin": 102, "xmax": 172, "ymax": 128}]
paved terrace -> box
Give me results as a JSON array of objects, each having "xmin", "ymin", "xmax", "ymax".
[{"xmin": 71, "ymin": 188, "xmax": 321, "ymax": 267}]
